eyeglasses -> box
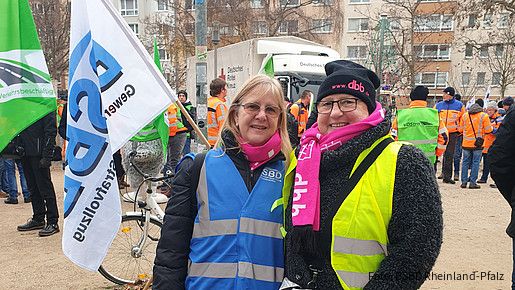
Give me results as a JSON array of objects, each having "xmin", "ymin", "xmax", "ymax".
[
  {"xmin": 316, "ymin": 98, "xmax": 359, "ymax": 114},
  {"xmin": 236, "ymin": 102, "xmax": 281, "ymax": 117}
]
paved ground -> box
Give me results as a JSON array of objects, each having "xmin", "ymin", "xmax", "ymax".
[{"xmin": 0, "ymin": 163, "xmax": 512, "ymax": 289}]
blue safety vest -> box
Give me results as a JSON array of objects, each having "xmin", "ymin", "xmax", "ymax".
[{"xmin": 186, "ymin": 148, "xmax": 285, "ymax": 289}]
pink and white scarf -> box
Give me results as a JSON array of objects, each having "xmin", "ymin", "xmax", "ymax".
[
  {"xmin": 239, "ymin": 131, "xmax": 282, "ymax": 170},
  {"xmin": 292, "ymin": 102, "xmax": 385, "ymax": 231}
]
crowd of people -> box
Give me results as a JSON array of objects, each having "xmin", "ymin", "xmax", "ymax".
[{"xmin": 2, "ymin": 57, "xmax": 514, "ymax": 289}]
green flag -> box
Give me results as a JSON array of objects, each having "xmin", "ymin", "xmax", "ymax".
[
  {"xmin": 0, "ymin": 0, "xmax": 57, "ymax": 152},
  {"xmin": 259, "ymin": 53, "xmax": 274, "ymax": 77},
  {"xmin": 130, "ymin": 37, "xmax": 169, "ymax": 157}
]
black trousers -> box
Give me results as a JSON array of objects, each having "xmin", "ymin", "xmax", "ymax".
[
  {"xmin": 21, "ymin": 156, "xmax": 59, "ymax": 224},
  {"xmin": 442, "ymin": 132, "xmax": 459, "ymax": 180},
  {"xmin": 113, "ymin": 150, "xmax": 124, "ymax": 179}
]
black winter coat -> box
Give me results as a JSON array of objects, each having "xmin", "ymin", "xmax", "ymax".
[
  {"xmin": 153, "ymin": 130, "xmax": 285, "ymax": 289},
  {"xmin": 19, "ymin": 112, "xmax": 56, "ymax": 159},
  {"xmin": 489, "ymin": 105, "xmax": 515, "ymax": 237},
  {"xmin": 284, "ymin": 115, "xmax": 443, "ymax": 290}
]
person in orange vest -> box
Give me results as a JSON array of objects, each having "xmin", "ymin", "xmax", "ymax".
[
  {"xmin": 458, "ymin": 103, "xmax": 493, "ymax": 189},
  {"xmin": 207, "ymin": 78, "xmax": 228, "ymax": 147},
  {"xmin": 161, "ymin": 102, "xmax": 188, "ymax": 195},
  {"xmin": 435, "ymin": 87, "xmax": 465, "ymax": 184},
  {"xmin": 289, "ymin": 90, "xmax": 313, "ymax": 137},
  {"xmin": 478, "ymin": 101, "xmax": 503, "ymax": 185}
]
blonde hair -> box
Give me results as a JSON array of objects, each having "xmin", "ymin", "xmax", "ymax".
[{"xmin": 215, "ymin": 75, "xmax": 292, "ymax": 166}]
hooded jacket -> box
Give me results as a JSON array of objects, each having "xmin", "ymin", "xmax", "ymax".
[{"xmin": 284, "ymin": 114, "xmax": 443, "ymax": 289}]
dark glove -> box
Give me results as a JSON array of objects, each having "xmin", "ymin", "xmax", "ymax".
[{"xmin": 39, "ymin": 158, "xmax": 52, "ymax": 168}]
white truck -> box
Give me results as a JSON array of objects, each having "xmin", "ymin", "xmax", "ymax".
[{"xmin": 185, "ymin": 36, "xmax": 340, "ymax": 105}]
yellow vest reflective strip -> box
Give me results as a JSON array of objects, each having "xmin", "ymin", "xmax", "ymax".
[
  {"xmin": 404, "ymin": 138, "xmax": 437, "ymax": 145},
  {"xmin": 135, "ymin": 128, "xmax": 158, "ymax": 137},
  {"xmin": 447, "ymin": 124, "xmax": 458, "ymax": 130},
  {"xmin": 437, "ymin": 143, "xmax": 446, "ymax": 150},
  {"xmin": 333, "ymin": 237, "xmax": 388, "ymax": 256},
  {"xmin": 189, "ymin": 262, "xmax": 283, "ymax": 282},
  {"xmin": 336, "ymin": 271, "xmax": 372, "ymax": 289},
  {"xmin": 424, "ymin": 151, "xmax": 436, "ymax": 158}
]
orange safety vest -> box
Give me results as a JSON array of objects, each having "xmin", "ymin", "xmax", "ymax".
[
  {"xmin": 482, "ymin": 112, "xmax": 502, "ymax": 153},
  {"xmin": 289, "ymin": 101, "xmax": 309, "ymax": 137},
  {"xmin": 166, "ymin": 103, "xmax": 187, "ymax": 137},
  {"xmin": 460, "ymin": 111, "xmax": 493, "ymax": 149},
  {"xmin": 207, "ymin": 96, "xmax": 228, "ymax": 146}
]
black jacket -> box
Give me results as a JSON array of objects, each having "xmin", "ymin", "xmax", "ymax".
[
  {"xmin": 180, "ymin": 101, "xmax": 196, "ymax": 133},
  {"xmin": 285, "ymin": 115, "xmax": 443, "ymax": 290},
  {"xmin": 19, "ymin": 112, "xmax": 56, "ymax": 159},
  {"xmin": 153, "ymin": 130, "xmax": 285, "ymax": 289},
  {"xmin": 488, "ymin": 105, "xmax": 515, "ymax": 237},
  {"xmin": 58, "ymin": 104, "xmax": 67, "ymax": 139}
]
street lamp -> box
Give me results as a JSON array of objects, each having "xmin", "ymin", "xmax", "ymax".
[
  {"xmin": 212, "ymin": 21, "xmax": 220, "ymax": 79},
  {"xmin": 435, "ymin": 66, "xmax": 440, "ymax": 88}
]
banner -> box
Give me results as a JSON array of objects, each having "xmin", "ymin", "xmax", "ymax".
[
  {"xmin": 0, "ymin": 0, "xmax": 56, "ymax": 152},
  {"xmin": 63, "ymin": 0, "xmax": 174, "ymax": 271},
  {"xmin": 259, "ymin": 53, "xmax": 274, "ymax": 77}
]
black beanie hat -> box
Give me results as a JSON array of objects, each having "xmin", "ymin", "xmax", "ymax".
[
  {"xmin": 317, "ymin": 60, "xmax": 380, "ymax": 113},
  {"xmin": 475, "ymin": 98, "xmax": 484, "ymax": 108},
  {"xmin": 443, "ymin": 87, "xmax": 455, "ymax": 96},
  {"xmin": 410, "ymin": 85, "xmax": 429, "ymax": 101},
  {"xmin": 177, "ymin": 90, "xmax": 188, "ymax": 99},
  {"xmin": 454, "ymin": 93, "xmax": 462, "ymax": 101}
]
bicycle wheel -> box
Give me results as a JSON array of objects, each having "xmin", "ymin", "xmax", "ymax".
[{"xmin": 98, "ymin": 214, "xmax": 162, "ymax": 285}]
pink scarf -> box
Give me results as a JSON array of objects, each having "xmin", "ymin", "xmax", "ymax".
[
  {"xmin": 239, "ymin": 131, "xmax": 282, "ymax": 170},
  {"xmin": 292, "ymin": 102, "xmax": 385, "ymax": 231}
]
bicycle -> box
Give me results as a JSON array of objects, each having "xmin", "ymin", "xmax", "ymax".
[{"xmin": 98, "ymin": 152, "xmax": 172, "ymax": 285}]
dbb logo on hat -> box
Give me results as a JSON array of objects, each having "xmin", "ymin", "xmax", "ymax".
[{"xmin": 331, "ymin": 79, "xmax": 370, "ymax": 96}]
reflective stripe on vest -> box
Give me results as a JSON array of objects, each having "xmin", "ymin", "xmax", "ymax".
[
  {"xmin": 189, "ymin": 261, "xmax": 283, "ymax": 283},
  {"xmin": 463, "ymin": 113, "xmax": 486, "ymax": 143},
  {"xmin": 397, "ymin": 108, "xmax": 439, "ymax": 163},
  {"xmin": 207, "ymin": 97, "xmax": 226, "ymax": 145},
  {"xmin": 187, "ymin": 149, "xmax": 285, "ymax": 289},
  {"xmin": 331, "ymin": 135, "xmax": 402, "ymax": 290}
]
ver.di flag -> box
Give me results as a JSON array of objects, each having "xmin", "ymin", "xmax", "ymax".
[
  {"xmin": 259, "ymin": 53, "xmax": 274, "ymax": 77},
  {"xmin": 0, "ymin": 0, "xmax": 56, "ymax": 152},
  {"xmin": 63, "ymin": 0, "xmax": 174, "ymax": 271}
]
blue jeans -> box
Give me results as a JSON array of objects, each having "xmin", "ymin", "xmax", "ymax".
[
  {"xmin": 0, "ymin": 157, "xmax": 8, "ymax": 192},
  {"xmin": 461, "ymin": 149, "xmax": 482, "ymax": 185},
  {"xmin": 454, "ymin": 135, "xmax": 463, "ymax": 176},
  {"xmin": 4, "ymin": 159, "xmax": 30, "ymax": 199}
]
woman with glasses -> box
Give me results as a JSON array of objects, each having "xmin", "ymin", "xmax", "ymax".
[
  {"xmin": 154, "ymin": 75, "xmax": 292, "ymax": 289},
  {"xmin": 281, "ymin": 60, "xmax": 443, "ymax": 290}
]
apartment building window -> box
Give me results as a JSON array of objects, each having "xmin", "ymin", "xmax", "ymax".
[
  {"xmin": 348, "ymin": 18, "xmax": 369, "ymax": 32},
  {"xmin": 498, "ymin": 13, "xmax": 510, "ymax": 28},
  {"xmin": 279, "ymin": 20, "xmax": 299, "ymax": 34},
  {"xmin": 415, "ymin": 44, "xmax": 450, "ymax": 60},
  {"xmin": 253, "ymin": 21, "xmax": 268, "ymax": 35},
  {"xmin": 347, "ymin": 46, "xmax": 367, "ymax": 60},
  {"xmin": 495, "ymin": 44, "xmax": 504, "ymax": 57},
  {"xmin": 479, "ymin": 45, "xmax": 488, "ymax": 58},
  {"xmin": 462, "ymin": 72, "xmax": 471, "ymax": 87},
  {"xmin": 128, "ymin": 23, "xmax": 139, "ymax": 36},
  {"xmin": 465, "ymin": 44, "xmax": 473, "ymax": 58},
  {"xmin": 467, "ymin": 14, "xmax": 477, "ymax": 28},
  {"xmin": 279, "ymin": 0, "xmax": 300, "ymax": 6},
  {"xmin": 250, "ymin": 0, "xmax": 263, "ymax": 8},
  {"xmin": 414, "ymin": 14, "xmax": 453, "ymax": 32},
  {"xmin": 185, "ymin": 22, "xmax": 194, "ymax": 35},
  {"xmin": 349, "ymin": 0, "xmax": 370, "ymax": 4},
  {"xmin": 492, "ymin": 72, "xmax": 501, "ymax": 86},
  {"xmin": 220, "ymin": 26, "xmax": 237, "ymax": 36},
  {"xmin": 158, "ymin": 48, "xmax": 170, "ymax": 60},
  {"xmin": 389, "ymin": 18, "xmax": 401, "ymax": 31},
  {"xmin": 157, "ymin": 0, "xmax": 168, "ymax": 11},
  {"xmin": 483, "ymin": 13, "xmax": 493, "ymax": 28},
  {"xmin": 185, "ymin": 0, "xmax": 194, "ymax": 10},
  {"xmin": 477, "ymin": 72, "xmax": 486, "ymax": 86},
  {"xmin": 312, "ymin": 19, "xmax": 333, "ymax": 33},
  {"xmin": 415, "ymin": 72, "xmax": 448, "ymax": 87},
  {"xmin": 121, "ymin": 0, "xmax": 138, "ymax": 16},
  {"xmin": 314, "ymin": 0, "xmax": 334, "ymax": 4}
]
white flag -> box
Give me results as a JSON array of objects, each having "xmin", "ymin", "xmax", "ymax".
[
  {"xmin": 484, "ymin": 85, "xmax": 491, "ymax": 103},
  {"xmin": 466, "ymin": 96, "xmax": 476, "ymax": 109},
  {"xmin": 63, "ymin": 0, "xmax": 174, "ymax": 271}
]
